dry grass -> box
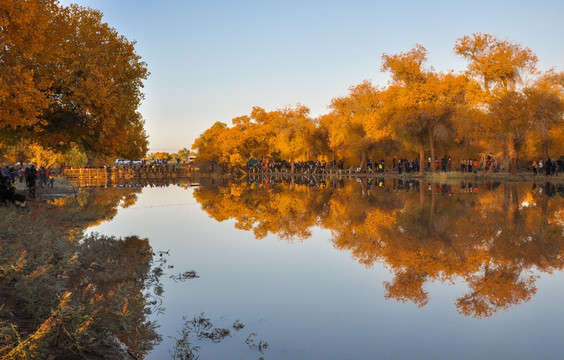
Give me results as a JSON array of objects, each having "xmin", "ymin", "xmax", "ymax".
[{"xmin": 0, "ymin": 204, "xmax": 157, "ymax": 359}]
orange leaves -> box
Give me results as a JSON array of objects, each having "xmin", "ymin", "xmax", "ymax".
[
  {"xmin": 193, "ymin": 181, "xmax": 321, "ymax": 241},
  {"xmin": 193, "ymin": 104, "xmax": 316, "ymax": 167},
  {"xmin": 273, "ymin": 105, "xmax": 315, "ymax": 161},
  {"xmin": 192, "ymin": 121, "xmax": 228, "ymax": 163},
  {"xmin": 193, "ymin": 32, "xmax": 564, "ymax": 170},
  {"xmin": 0, "ymin": 0, "xmax": 56, "ymax": 130},
  {"xmin": 1, "ymin": 0, "xmax": 148, "ymax": 159},
  {"xmin": 192, "ymin": 177, "xmax": 564, "ymax": 318},
  {"xmin": 381, "ymin": 44, "xmax": 429, "ymax": 86},
  {"xmin": 454, "ymin": 32, "xmax": 538, "ymax": 95}
]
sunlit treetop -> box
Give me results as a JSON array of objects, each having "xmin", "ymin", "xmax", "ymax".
[
  {"xmin": 0, "ymin": 0, "xmax": 149, "ymax": 161},
  {"xmin": 454, "ymin": 32, "xmax": 538, "ymax": 96}
]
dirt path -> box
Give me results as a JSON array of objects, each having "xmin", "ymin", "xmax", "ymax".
[{"xmin": 14, "ymin": 177, "xmax": 77, "ymax": 203}]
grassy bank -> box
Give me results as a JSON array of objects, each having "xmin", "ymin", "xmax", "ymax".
[
  {"xmin": 0, "ymin": 201, "xmax": 160, "ymax": 359},
  {"xmin": 13, "ymin": 176, "xmax": 77, "ymax": 202}
]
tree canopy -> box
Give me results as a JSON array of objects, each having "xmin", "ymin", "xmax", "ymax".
[
  {"xmin": 0, "ymin": 0, "xmax": 149, "ymax": 162},
  {"xmin": 192, "ymin": 33, "xmax": 564, "ymax": 175}
]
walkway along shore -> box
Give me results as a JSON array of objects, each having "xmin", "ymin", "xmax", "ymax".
[{"xmin": 63, "ymin": 165, "xmax": 198, "ymax": 182}]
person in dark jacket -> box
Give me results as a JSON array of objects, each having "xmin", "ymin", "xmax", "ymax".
[{"xmin": 26, "ymin": 164, "xmax": 37, "ymax": 199}]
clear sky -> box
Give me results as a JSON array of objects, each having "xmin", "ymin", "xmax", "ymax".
[{"xmin": 58, "ymin": 0, "xmax": 564, "ymax": 154}]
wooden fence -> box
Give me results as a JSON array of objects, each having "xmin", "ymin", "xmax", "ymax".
[
  {"xmin": 245, "ymin": 166, "xmax": 388, "ymax": 176},
  {"xmin": 63, "ymin": 166, "xmax": 198, "ymax": 181}
]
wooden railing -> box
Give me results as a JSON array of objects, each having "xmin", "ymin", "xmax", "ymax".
[{"xmin": 63, "ymin": 166, "xmax": 198, "ymax": 180}]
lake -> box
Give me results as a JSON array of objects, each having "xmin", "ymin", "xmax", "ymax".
[{"xmin": 87, "ymin": 177, "xmax": 564, "ymax": 360}]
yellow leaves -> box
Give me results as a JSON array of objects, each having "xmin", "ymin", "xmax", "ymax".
[
  {"xmin": 381, "ymin": 44, "xmax": 429, "ymax": 86},
  {"xmin": 229, "ymin": 184, "xmax": 244, "ymax": 197},
  {"xmin": 1, "ymin": 0, "xmax": 148, "ymax": 159},
  {"xmin": 380, "ymin": 50, "xmax": 470, "ymax": 158},
  {"xmin": 193, "ymin": 33, "xmax": 563, "ymax": 170},
  {"xmin": 229, "ymin": 153, "xmax": 244, "ymax": 167},
  {"xmin": 194, "ymin": 182, "xmax": 321, "ymax": 241},
  {"xmin": 324, "ymin": 80, "xmax": 396, "ymax": 161},
  {"xmin": 27, "ymin": 143, "xmax": 63, "ymax": 168},
  {"xmin": 192, "ymin": 177, "xmax": 564, "ymax": 318},
  {"xmin": 456, "ymin": 267, "xmax": 537, "ymax": 318},
  {"xmin": 271, "ymin": 104, "xmax": 315, "ymax": 161},
  {"xmin": 454, "ymin": 32, "xmax": 538, "ymax": 94},
  {"xmin": 3, "ymin": 291, "xmax": 71, "ymax": 359},
  {"xmin": 384, "ymin": 270, "xmax": 429, "ymax": 307},
  {"xmin": 82, "ymin": 283, "xmax": 95, "ymax": 297},
  {"xmin": 149, "ymin": 152, "xmax": 171, "ymax": 160},
  {"xmin": 121, "ymin": 298, "xmax": 129, "ymax": 316},
  {"xmin": 194, "ymin": 104, "xmax": 317, "ymax": 166},
  {"xmin": 77, "ymin": 316, "xmax": 94, "ymax": 334},
  {"xmin": 28, "ymin": 264, "xmax": 53, "ymax": 279},
  {"xmin": 365, "ymin": 209, "xmax": 396, "ymax": 233},
  {"xmin": 476, "ymin": 191, "xmax": 498, "ymax": 211},
  {"xmin": 0, "ymin": 251, "xmax": 27, "ymax": 280},
  {"xmin": 0, "ymin": 0, "xmax": 56, "ymax": 129},
  {"xmin": 192, "ymin": 122, "xmax": 228, "ymax": 162}
]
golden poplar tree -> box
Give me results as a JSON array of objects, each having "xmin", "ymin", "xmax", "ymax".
[{"xmin": 0, "ymin": 1, "xmax": 149, "ymax": 160}]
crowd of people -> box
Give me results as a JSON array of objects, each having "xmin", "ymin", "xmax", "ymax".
[
  {"xmin": 247, "ymin": 159, "xmax": 341, "ymax": 173},
  {"xmin": 531, "ymin": 158, "xmax": 564, "ymax": 176},
  {"xmin": 0, "ymin": 163, "xmax": 56, "ymax": 206},
  {"xmin": 247, "ymin": 155, "xmax": 564, "ymax": 176}
]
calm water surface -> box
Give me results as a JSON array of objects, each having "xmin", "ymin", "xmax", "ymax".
[{"xmin": 88, "ymin": 179, "xmax": 564, "ymax": 360}]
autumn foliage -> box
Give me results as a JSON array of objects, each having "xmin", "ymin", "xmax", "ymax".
[
  {"xmin": 193, "ymin": 33, "xmax": 564, "ymax": 175},
  {"xmin": 193, "ymin": 178, "xmax": 564, "ymax": 318},
  {"xmin": 0, "ymin": 0, "xmax": 149, "ymax": 161}
]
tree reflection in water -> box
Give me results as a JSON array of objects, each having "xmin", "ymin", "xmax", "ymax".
[
  {"xmin": 1, "ymin": 182, "xmax": 272, "ymax": 359},
  {"xmin": 0, "ymin": 183, "xmax": 164, "ymax": 359},
  {"xmin": 6, "ymin": 177, "xmax": 560, "ymax": 357},
  {"xmin": 194, "ymin": 177, "xmax": 564, "ymax": 318}
]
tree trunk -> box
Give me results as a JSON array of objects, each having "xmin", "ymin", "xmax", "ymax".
[
  {"xmin": 419, "ymin": 178, "xmax": 425, "ymax": 208},
  {"xmin": 418, "ymin": 143, "xmax": 425, "ymax": 176},
  {"xmin": 510, "ymin": 155, "xmax": 518, "ymax": 176},
  {"xmin": 359, "ymin": 151, "xmax": 367, "ymax": 171},
  {"xmin": 360, "ymin": 179, "xmax": 367, "ymax": 198},
  {"xmin": 510, "ymin": 183, "xmax": 521, "ymax": 227},
  {"xmin": 541, "ymin": 191, "xmax": 548, "ymax": 221},
  {"xmin": 542, "ymin": 140, "xmax": 549, "ymax": 160},
  {"xmin": 429, "ymin": 128, "xmax": 436, "ymax": 173},
  {"xmin": 503, "ymin": 182, "xmax": 510, "ymax": 213},
  {"xmin": 429, "ymin": 181, "xmax": 436, "ymax": 231},
  {"xmin": 510, "ymin": 139, "xmax": 521, "ymax": 177}
]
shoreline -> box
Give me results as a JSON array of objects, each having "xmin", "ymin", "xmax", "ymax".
[
  {"xmin": 8, "ymin": 171, "xmax": 560, "ymax": 205},
  {"xmin": 244, "ymin": 170, "xmax": 562, "ymax": 183},
  {"xmin": 13, "ymin": 177, "xmax": 78, "ymax": 203}
]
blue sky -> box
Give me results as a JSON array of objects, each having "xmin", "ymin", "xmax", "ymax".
[{"xmin": 59, "ymin": 0, "xmax": 564, "ymax": 153}]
